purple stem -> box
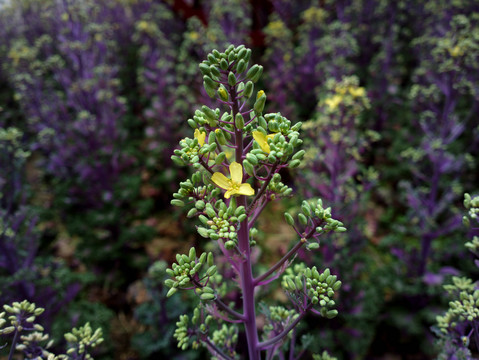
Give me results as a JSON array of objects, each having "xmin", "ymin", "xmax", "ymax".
[{"xmin": 231, "ymin": 82, "xmax": 260, "ymax": 360}]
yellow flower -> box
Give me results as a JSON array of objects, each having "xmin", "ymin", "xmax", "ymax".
[
  {"xmin": 324, "ymin": 95, "xmax": 343, "ymax": 110},
  {"xmin": 252, "ymin": 131, "xmax": 275, "ymax": 154},
  {"xmin": 348, "ymin": 86, "xmax": 365, "ymax": 97},
  {"xmin": 194, "ymin": 129, "xmax": 206, "ymax": 147},
  {"xmin": 211, "ymin": 162, "xmax": 255, "ymax": 199}
]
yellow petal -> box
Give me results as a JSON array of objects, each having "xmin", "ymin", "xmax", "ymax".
[
  {"xmin": 194, "ymin": 129, "xmax": 206, "ymax": 147},
  {"xmin": 229, "ymin": 162, "xmax": 243, "ymax": 184},
  {"xmin": 224, "ymin": 189, "xmax": 234, "ymax": 199},
  {"xmin": 211, "ymin": 172, "xmax": 231, "ymax": 190},
  {"xmin": 252, "ymin": 131, "xmax": 270, "ymax": 153},
  {"xmin": 238, "ymin": 183, "xmax": 255, "ymax": 196}
]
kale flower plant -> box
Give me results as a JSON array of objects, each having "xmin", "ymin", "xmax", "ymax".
[{"xmin": 168, "ymin": 45, "xmax": 346, "ymax": 359}]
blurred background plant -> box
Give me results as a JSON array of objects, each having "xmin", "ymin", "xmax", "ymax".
[{"xmin": 0, "ymin": 0, "xmax": 478, "ymax": 358}]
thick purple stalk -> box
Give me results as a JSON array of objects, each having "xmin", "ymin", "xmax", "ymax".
[{"xmin": 230, "ymin": 83, "xmax": 260, "ymax": 360}]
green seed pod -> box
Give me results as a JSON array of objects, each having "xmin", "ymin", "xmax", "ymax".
[
  {"xmin": 197, "ymin": 227, "xmax": 210, "ymax": 238},
  {"xmin": 227, "ymin": 50, "xmax": 236, "ymax": 62},
  {"xmin": 171, "ymin": 199, "xmax": 184, "ymax": 207},
  {"xmin": 246, "ymin": 153, "xmax": 258, "ymax": 166},
  {"xmin": 284, "ymin": 212, "xmax": 294, "ymax": 226},
  {"xmin": 207, "ymin": 53, "xmax": 216, "ymax": 64},
  {"xmin": 228, "ymin": 71, "xmax": 237, "ymax": 86},
  {"xmin": 244, "ymin": 49, "xmax": 252, "ymax": 63},
  {"xmin": 215, "ymin": 152, "xmax": 226, "ymax": 165},
  {"xmin": 307, "ymin": 242, "xmax": 320, "ymax": 250},
  {"xmin": 243, "ymin": 81, "xmax": 254, "ymax": 98},
  {"xmin": 289, "ymin": 159, "xmax": 301, "ymax": 168},
  {"xmin": 200, "ymin": 293, "xmax": 216, "ymax": 301},
  {"xmin": 225, "ymin": 241, "xmax": 235, "ymax": 250},
  {"xmin": 254, "ymin": 93, "xmax": 266, "ymax": 115},
  {"xmin": 336, "ymin": 227, "xmax": 347, "ymax": 232},
  {"xmin": 220, "ymin": 58, "xmax": 228, "ymax": 70},
  {"xmin": 218, "ymin": 86, "xmax": 229, "ymax": 101},
  {"xmin": 243, "ymin": 159, "xmax": 255, "ymax": 176},
  {"xmin": 238, "ymin": 214, "xmax": 247, "ymax": 222},
  {"xmin": 235, "ymin": 113, "xmax": 245, "ymax": 129},
  {"xmin": 236, "ymin": 59, "xmax": 246, "ymax": 73},
  {"xmin": 212, "ymin": 49, "xmax": 221, "ymax": 58}
]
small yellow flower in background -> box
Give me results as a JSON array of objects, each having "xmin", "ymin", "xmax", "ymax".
[
  {"xmin": 252, "ymin": 131, "xmax": 275, "ymax": 154},
  {"xmin": 349, "ymin": 87, "xmax": 365, "ymax": 97},
  {"xmin": 211, "ymin": 162, "xmax": 254, "ymax": 199},
  {"xmin": 324, "ymin": 95, "xmax": 343, "ymax": 110},
  {"xmin": 194, "ymin": 129, "xmax": 206, "ymax": 147}
]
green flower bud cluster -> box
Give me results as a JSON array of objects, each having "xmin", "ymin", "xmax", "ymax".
[
  {"xmin": 196, "ymin": 199, "xmax": 247, "ymax": 249},
  {"xmin": 174, "ymin": 308, "xmax": 213, "ymax": 350},
  {"xmin": 285, "ymin": 199, "xmax": 346, "ymax": 237},
  {"xmin": 165, "ymin": 248, "xmax": 217, "ymax": 298},
  {"xmin": 263, "ymin": 306, "xmax": 298, "ymax": 338},
  {"xmin": 171, "ymin": 172, "xmax": 221, "ymax": 207},
  {"xmin": 16, "ymin": 331, "xmax": 54, "ymax": 356},
  {"xmin": 211, "ymin": 324, "xmax": 238, "ymax": 359},
  {"xmin": 266, "ymin": 173, "xmax": 293, "ymax": 199},
  {"xmin": 281, "ymin": 263, "xmax": 341, "ymax": 319},
  {"xmin": 64, "ymin": 323, "xmax": 103, "ymax": 359},
  {"xmin": 437, "ymin": 287, "xmax": 479, "ymax": 333},
  {"xmin": 463, "ymin": 193, "xmax": 479, "ymax": 226},
  {"xmin": 313, "ymin": 351, "xmax": 338, "ymax": 360},
  {"xmin": 443, "ymin": 276, "xmax": 476, "ymax": 294},
  {"xmin": 0, "ymin": 300, "xmax": 45, "ymax": 335},
  {"xmin": 199, "ymin": 44, "xmax": 257, "ymax": 98},
  {"xmin": 172, "ymin": 134, "xmax": 208, "ymax": 167},
  {"xmin": 465, "ymin": 236, "xmax": 479, "ymax": 253}
]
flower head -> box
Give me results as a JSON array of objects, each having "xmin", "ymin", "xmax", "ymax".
[
  {"xmin": 252, "ymin": 131, "xmax": 275, "ymax": 154},
  {"xmin": 194, "ymin": 129, "xmax": 206, "ymax": 147},
  {"xmin": 211, "ymin": 162, "xmax": 254, "ymax": 199}
]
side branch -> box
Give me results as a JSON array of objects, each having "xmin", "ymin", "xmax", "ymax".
[{"xmin": 254, "ymin": 239, "xmax": 306, "ymax": 286}]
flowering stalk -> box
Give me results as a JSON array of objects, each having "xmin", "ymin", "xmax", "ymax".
[{"xmin": 167, "ymin": 45, "xmax": 346, "ymax": 359}]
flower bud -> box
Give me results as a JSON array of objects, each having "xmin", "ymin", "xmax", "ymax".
[
  {"xmin": 228, "ymin": 71, "xmax": 237, "ymax": 86},
  {"xmin": 289, "ymin": 159, "xmax": 301, "ymax": 168},
  {"xmin": 298, "ymin": 213, "xmax": 308, "ymax": 225},
  {"xmin": 243, "ymin": 81, "xmax": 254, "ymax": 98},
  {"xmin": 284, "ymin": 212, "xmax": 294, "ymax": 226},
  {"xmin": 243, "ymin": 159, "xmax": 254, "ymax": 176},
  {"xmin": 235, "ymin": 113, "xmax": 245, "ymax": 129},
  {"xmin": 220, "ymin": 58, "xmax": 228, "ymax": 70},
  {"xmin": 254, "ymin": 93, "xmax": 266, "ymax": 115},
  {"xmin": 218, "ymin": 86, "xmax": 228, "ymax": 101},
  {"xmin": 236, "ymin": 59, "xmax": 246, "ymax": 73}
]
